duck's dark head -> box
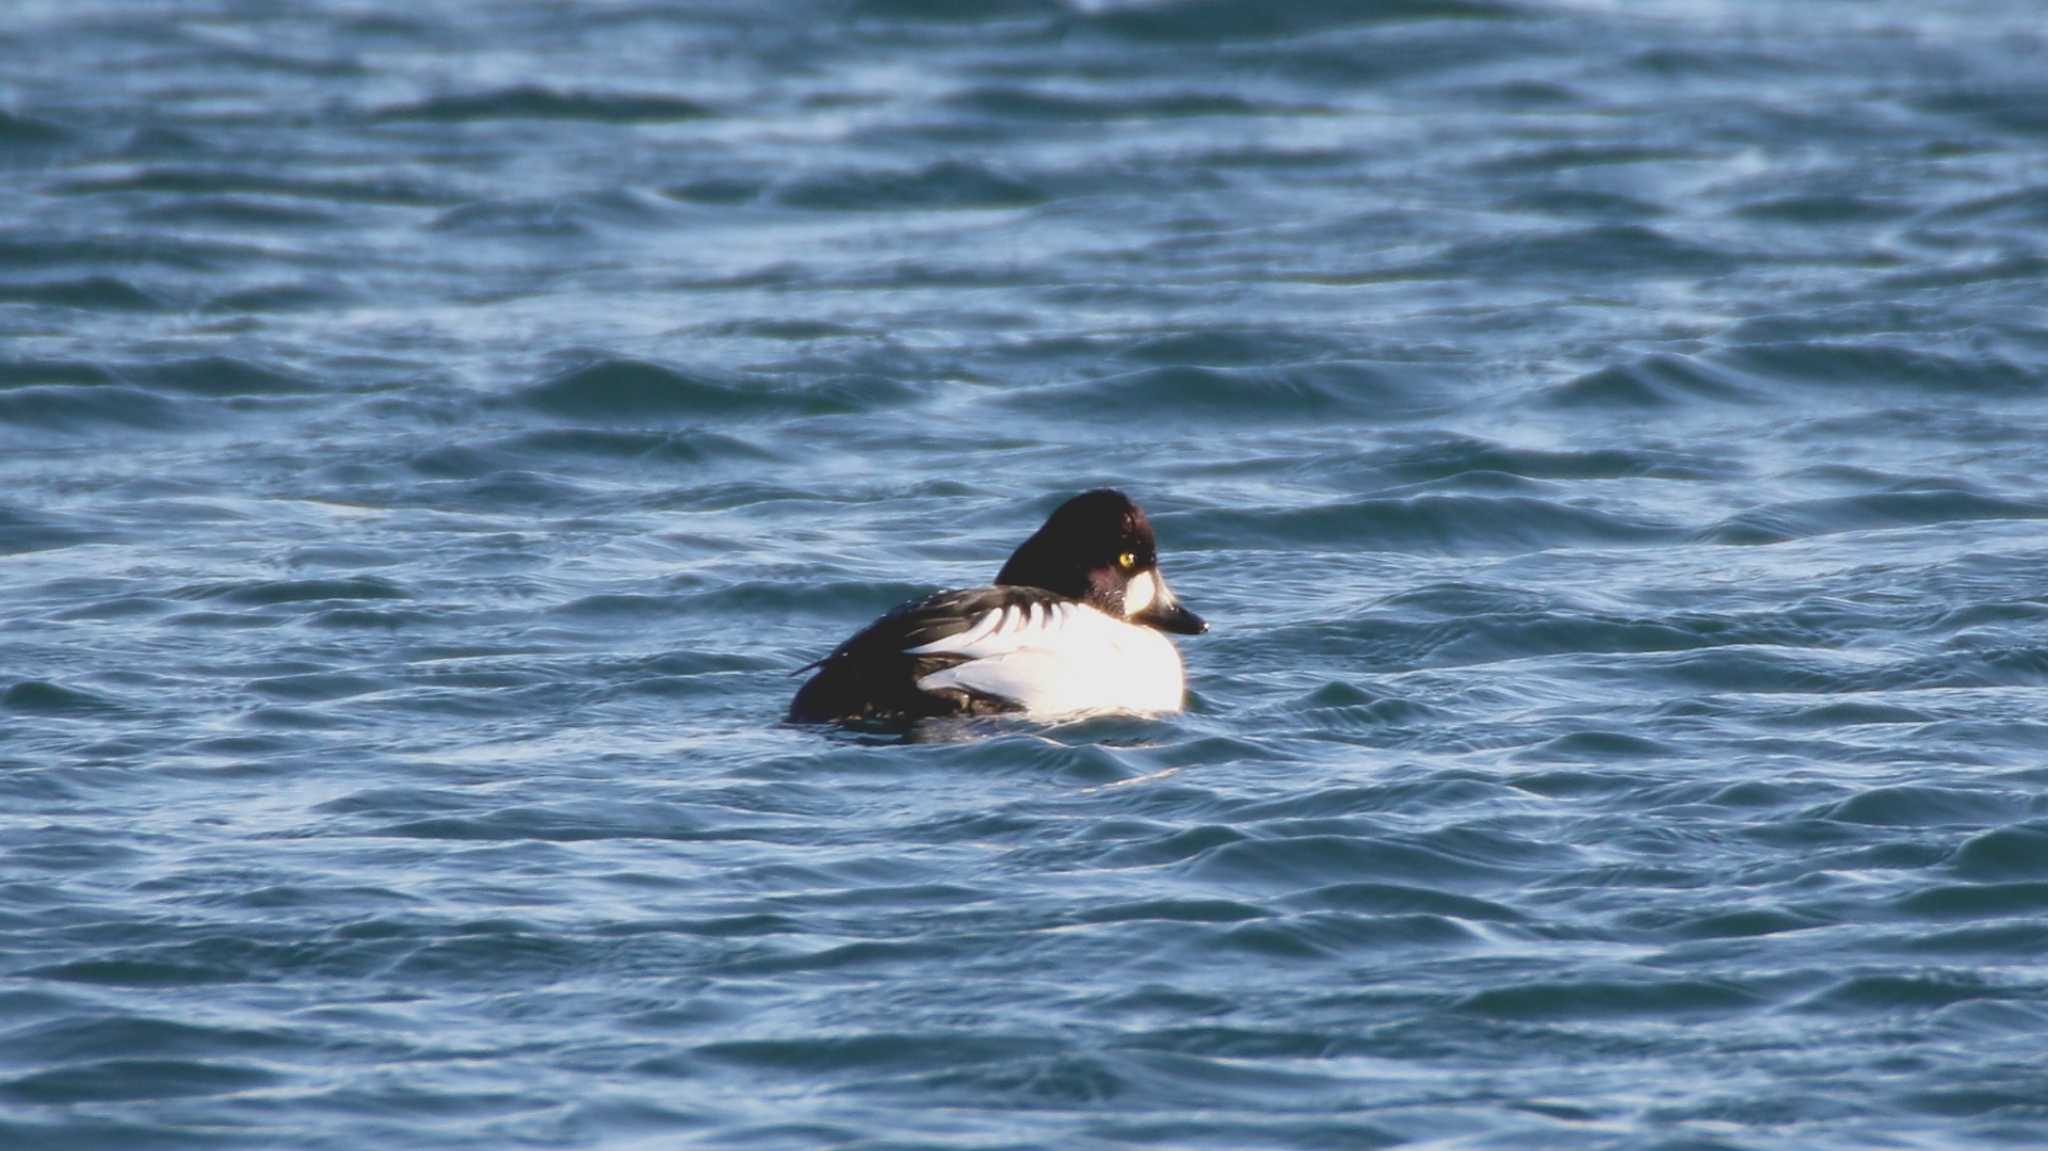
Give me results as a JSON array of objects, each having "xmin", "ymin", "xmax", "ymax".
[{"xmin": 995, "ymin": 489, "xmax": 1207, "ymax": 635}]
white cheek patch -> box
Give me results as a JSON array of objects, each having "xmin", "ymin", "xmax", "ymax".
[{"xmin": 1122, "ymin": 570, "xmax": 1157, "ymax": 617}]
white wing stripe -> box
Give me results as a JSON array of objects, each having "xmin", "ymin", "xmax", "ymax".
[
  {"xmin": 903, "ymin": 598, "xmax": 1100, "ymax": 660},
  {"xmin": 903, "ymin": 608, "xmax": 1002, "ymax": 656},
  {"xmin": 960, "ymin": 607, "xmax": 1006, "ymax": 648}
]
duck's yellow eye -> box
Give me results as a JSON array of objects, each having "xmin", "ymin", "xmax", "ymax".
[{"xmin": 1118, "ymin": 551, "xmax": 1137, "ymax": 570}]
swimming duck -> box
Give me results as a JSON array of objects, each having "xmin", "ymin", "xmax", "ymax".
[{"xmin": 789, "ymin": 489, "xmax": 1206, "ymax": 725}]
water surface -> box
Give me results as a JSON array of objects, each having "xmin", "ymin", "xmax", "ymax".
[{"xmin": 5, "ymin": 1, "xmax": 2048, "ymax": 1147}]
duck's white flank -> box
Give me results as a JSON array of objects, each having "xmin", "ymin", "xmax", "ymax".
[{"xmin": 906, "ymin": 601, "xmax": 1185, "ymax": 715}]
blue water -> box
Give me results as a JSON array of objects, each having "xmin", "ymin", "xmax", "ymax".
[{"xmin": 6, "ymin": 1, "xmax": 2048, "ymax": 1146}]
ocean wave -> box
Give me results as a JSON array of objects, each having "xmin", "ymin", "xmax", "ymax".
[
  {"xmin": 1000, "ymin": 361, "xmax": 1444, "ymax": 423},
  {"xmin": 1541, "ymin": 353, "xmax": 1751, "ymax": 409},
  {"xmin": 0, "ymin": 276, "xmax": 161, "ymax": 311},
  {"xmin": 428, "ymin": 190, "xmax": 670, "ymax": 238},
  {"xmin": 131, "ymin": 356, "xmax": 324, "ymax": 397},
  {"xmin": 1457, "ymin": 977, "xmax": 1766, "ymax": 1021},
  {"xmin": 0, "ymin": 502, "xmax": 99, "ymax": 555},
  {"xmin": 775, "ymin": 160, "xmax": 1046, "ymax": 211},
  {"xmin": 949, "ymin": 85, "xmax": 1312, "ymax": 122},
  {"xmin": 132, "ymin": 196, "xmax": 343, "ymax": 229},
  {"xmin": 1718, "ymin": 341, "xmax": 2043, "ymax": 395},
  {"xmin": 1701, "ymin": 491, "xmax": 2048, "ymax": 545},
  {"xmin": 1082, "ymin": 0, "xmax": 1519, "ymax": 43},
  {"xmin": 1173, "ymin": 495, "xmax": 1676, "ymax": 553},
  {"xmin": 0, "ymin": 383, "xmax": 185, "ymax": 432},
  {"xmin": 0, "ymin": 108, "xmax": 69, "ymax": 149},
  {"xmin": 516, "ymin": 358, "xmax": 919, "ymax": 420},
  {"xmin": 1382, "ymin": 436, "xmax": 1734, "ymax": 482},
  {"xmin": 1447, "ymin": 224, "xmax": 1740, "ymax": 279},
  {"xmin": 51, "ymin": 166, "xmax": 447, "ymax": 207},
  {"xmin": 3, "ymin": 681, "xmax": 127, "ymax": 716},
  {"xmin": 0, "ymin": 1058, "xmax": 282, "ymax": 1104},
  {"xmin": 180, "ymin": 576, "xmax": 409, "ymax": 606},
  {"xmin": 372, "ymin": 85, "xmax": 713, "ymax": 123}
]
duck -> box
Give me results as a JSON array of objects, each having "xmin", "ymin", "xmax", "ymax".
[{"xmin": 789, "ymin": 489, "xmax": 1207, "ymax": 725}]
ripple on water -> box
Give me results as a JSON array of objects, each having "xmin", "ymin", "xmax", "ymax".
[
  {"xmin": 775, "ymin": 160, "xmax": 1047, "ymax": 211},
  {"xmin": 1185, "ymin": 829, "xmax": 1538, "ymax": 890},
  {"xmin": 0, "ymin": 276, "xmax": 162, "ymax": 311},
  {"xmin": 1457, "ymin": 976, "xmax": 1768, "ymax": 1022},
  {"xmin": 1083, "ymin": 0, "xmax": 1520, "ymax": 43},
  {"xmin": 0, "ymin": 380, "xmax": 185, "ymax": 433},
  {"xmin": 370, "ymin": 85, "xmax": 714, "ymax": 123},
  {"xmin": 1001, "ymin": 361, "xmax": 1449, "ymax": 425},
  {"xmin": 0, "ymin": 503, "xmax": 101, "ymax": 555},
  {"xmin": 129, "ymin": 356, "xmax": 324, "ymax": 397},
  {"xmin": 3, "ymin": 681, "xmax": 127, "ymax": 716},
  {"xmin": 1178, "ymin": 496, "xmax": 1677, "ymax": 554},
  {"xmin": 1949, "ymin": 823, "xmax": 2048, "ymax": 881},
  {"xmin": 0, "ymin": 1058, "xmax": 283, "ymax": 1104},
  {"xmin": 1541, "ymin": 352, "xmax": 1753, "ymax": 410},
  {"xmin": 515, "ymin": 357, "xmax": 920, "ymax": 421},
  {"xmin": 185, "ymin": 575, "xmax": 409, "ymax": 606},
  {"xmin": 48, "ymin": 166, "xmax": 450, "ymax": 208},
  {"xmin": 1446, "ymin": 223, "xmax": 1740, "ymax": 280},
  {"xmin": 0, "ymin": 108, "xmax": 69, "ymax": 148}
]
